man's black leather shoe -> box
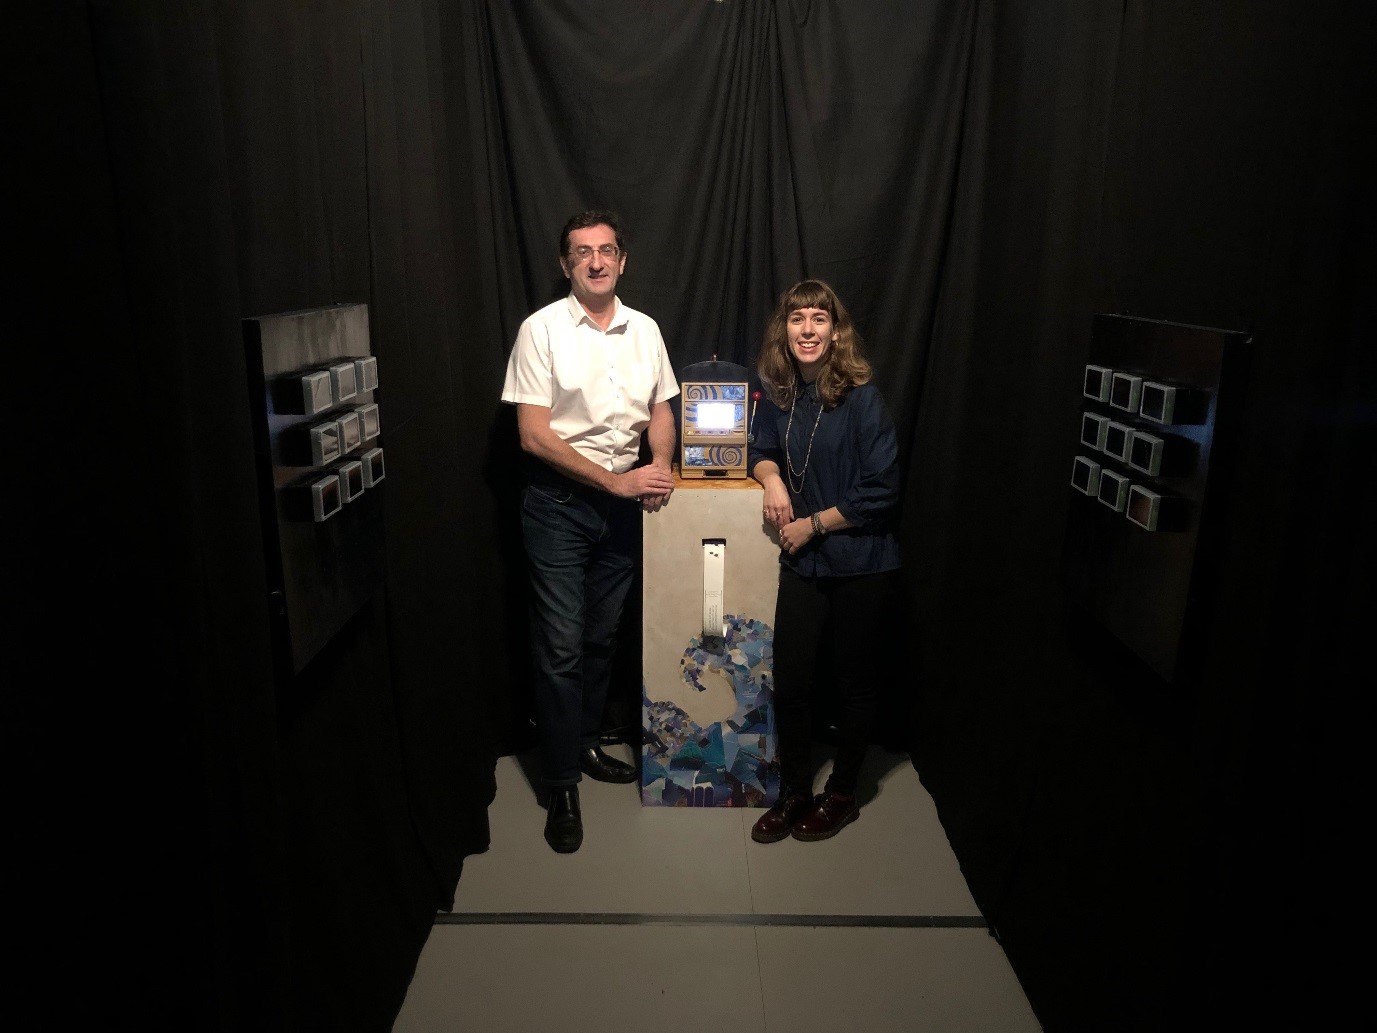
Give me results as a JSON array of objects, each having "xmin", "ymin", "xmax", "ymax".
[
  {"xmin": 577, "ymin": 745, "xmax": 637, "ymax": 784},
  {"xmin": 544, "ymin": 786, "xmax": 583, "ymax": 853}
]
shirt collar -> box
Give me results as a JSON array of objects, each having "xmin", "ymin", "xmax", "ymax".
[{"xmin": 564, "ymin": 293, "xmax": 627, "ymax": 332}]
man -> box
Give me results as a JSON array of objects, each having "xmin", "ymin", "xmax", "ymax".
[{"xmin": 501, "ymin": 210, "xmax": 679, "ymax": 853}]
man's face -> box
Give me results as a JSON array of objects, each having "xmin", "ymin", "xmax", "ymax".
[
  {"xmin": 787, "ymin": 306, "xmax": 836, "ymax": 377},
  {"xmin": 561, "ymin": 224, "xmax": 626, "ymax": 307}
]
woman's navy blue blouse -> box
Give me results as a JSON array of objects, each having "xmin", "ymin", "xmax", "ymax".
[{"xmin": 748, "ymin": 380, "xmax": 901, "ymax": 577}]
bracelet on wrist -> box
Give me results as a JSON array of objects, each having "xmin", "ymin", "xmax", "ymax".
[{"xmin": 811, "ymin": 512, "xmax": 825, "ymax": 536}]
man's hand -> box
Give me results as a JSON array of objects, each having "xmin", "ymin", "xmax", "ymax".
[
  {"xmin": 615, "ymin": 463, "xmax": 675, "ymax": 502},
  {"xmin": 635, "ymin": 463, "xmax": 675, "ymax": 513}
]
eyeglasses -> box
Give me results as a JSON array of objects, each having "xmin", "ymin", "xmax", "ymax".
[{"xmin": 566, "ymin": 244, "xmax": 623, "ymax": 262}]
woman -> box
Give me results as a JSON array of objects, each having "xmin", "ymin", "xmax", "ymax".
[{"xmin": 748, "ymin": 279, "xmax": 902, "ymax": 843}]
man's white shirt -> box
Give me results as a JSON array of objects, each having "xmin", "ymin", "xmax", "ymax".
[{"xmin": 501, "ymin": 294, "xmax": 679, "ymax": 473}]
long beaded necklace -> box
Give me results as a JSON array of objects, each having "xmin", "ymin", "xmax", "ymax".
[{"xmin": 785, "ymin": 385, "xmax": 824, "ymax": 495}]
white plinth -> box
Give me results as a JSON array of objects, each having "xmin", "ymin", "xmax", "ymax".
[{"xmin": 641, "ymin": 473, "xmax": 782, "ymax": 807}]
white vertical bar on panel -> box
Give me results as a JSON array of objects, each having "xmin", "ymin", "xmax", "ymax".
[{"xmin": 702, "ymin": 538, "xmax": 726, "ymax": 639}]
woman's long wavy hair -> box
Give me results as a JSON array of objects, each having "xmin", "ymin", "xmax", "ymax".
[{"xmin": 757, "ymin": 279, "xmax": 871, "ymax": 410}]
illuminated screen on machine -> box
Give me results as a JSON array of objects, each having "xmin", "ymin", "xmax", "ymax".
[{"xmin": 691, "ymin": 401, "xmax": 739, "ymax": 432}]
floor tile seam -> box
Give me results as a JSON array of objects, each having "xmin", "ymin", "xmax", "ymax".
[
  {"xmin": 749, "ymin": 925, "xmax": 770, "ymax": 1033},
  {"xmin": 738, "ymin": 806, "xmax": 765, "ymax": 918},
  {"xmin": 434, "ymin": 911, "xmax": 988, "ymax": 928}
]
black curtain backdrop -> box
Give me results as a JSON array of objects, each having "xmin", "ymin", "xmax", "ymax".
[
  {"xmin": 11, "ymin": 1, "xmax": 1368, "ymax": 1031},
  {"xmin": 459, "ymin": 0, "xmax": 980, "ymax": 444}
]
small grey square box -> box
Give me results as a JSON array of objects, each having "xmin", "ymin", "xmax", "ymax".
[
  {"xmin": 1071, "ymin": 455, "xmax": 1102, "ymax": 496},
  {"xmin": 338, "ymin": 460, "xmax": 365, "ymax": 503},
  {"xmin": 354, "ymin": 356, "xmax": 379, "ymax": 392},
  {"xmin": 311, "ymin": 473, "xmax": 342, "ymax": 522},
  {"xmin": 356, "ymin": 403, "xmax": 381, "ymax": 442},
  {"xmin": 1109, "ymin": 372, "xmax": 1143, "ymax": 413},
  {"xmin": 1127, "ymin": 430, "xmax": 1164, "ymax": 476},
  {"xmin": 301, "ymin": 370, "xmax": 334, "ymax": 416},
  {"xmin": 310, "ymin": 420, "xmax": 342, "ymax": 467},
  {"xmin": 1126, "ymin": 484, "xmax": 1162, "ymax": 530},
  {"xmin": 1098, "ymin": 468, "xmax": 1130, "ymax": 512},
  {"xmin": 1139, "ymin": 381, "xmax": 1177, "ymax": 424},
  {"xmin": 1103, "ymin": 420, "xmax": 1133, "ymax": 463},
  {"xmin": 330, "ymin": 361, "xmax": 359, "ymax": 403},
  {"xmin": 1129, "ymin": 487, "xmax": 1162, "ymax": 534},
  {"xmin": 1083, "ymin": 364, "xmax": 1112, "ymax": 403},
  {"xmin": 338, "ymin": 411, "xmax": 362, "ymax": 454},
  {"xmin": 361, "ymin": 447, "xmax": 385, "ymax": 488},
  {"xmin": 1080, "ymin": 412, "xmax": 1109, "ymax": 451}
]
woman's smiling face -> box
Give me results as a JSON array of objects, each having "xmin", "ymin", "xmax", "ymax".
[{"xmin": 787, "ymin": 306, "xmax": 836, "ymax": 378}]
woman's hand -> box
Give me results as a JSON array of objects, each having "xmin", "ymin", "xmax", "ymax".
[
  {"xmin": 777, "ymin": 516, "xmax": 815, "ymax": 555},
  {"xmin": 762, "ymin": 478, "xmax": 793, "ymax": 529}
]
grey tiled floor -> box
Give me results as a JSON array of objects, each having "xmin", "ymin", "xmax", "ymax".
[{"xmin": 393, "ymin": 745, "xmax": 1041, "ymax": 1032}]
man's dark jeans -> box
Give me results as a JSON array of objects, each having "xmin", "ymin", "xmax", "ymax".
[{"xmin": 521, "ymin": 476, "xmax": 637, "ymax": 787}]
